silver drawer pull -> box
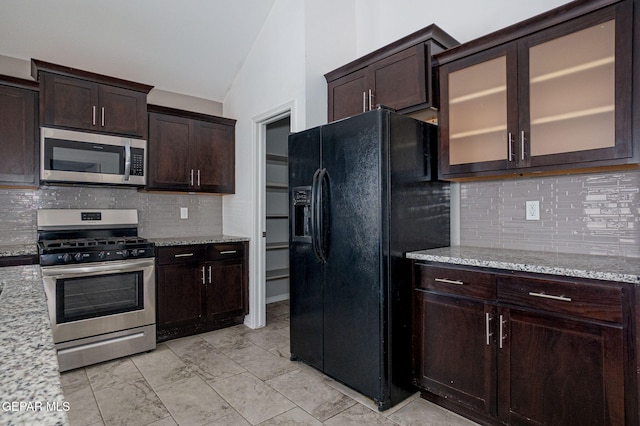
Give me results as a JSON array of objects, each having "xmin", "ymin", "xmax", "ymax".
[
  {"xmin": 219, "ymin": 250, "xmax": 237, "ymax": 255},
  {"xmin": 174, "ymin": 253, "xmax": 195, "ymax": 258},
  {"xmin": 528, "ymin": 291, "xmax": 572, "ymax": 302},
  {"xmin": 434, "ymin": 278, "xmax": 464, "ymax": 286}
]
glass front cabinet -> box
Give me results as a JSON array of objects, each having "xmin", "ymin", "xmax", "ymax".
[{"xmin": 438, "ymin": 1, "xmax": 633, "ymax": 179}]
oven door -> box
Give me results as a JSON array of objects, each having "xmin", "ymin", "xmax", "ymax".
[{"xmin": 41, "ymin": 258, "xmax": 155, "ymax": 344}]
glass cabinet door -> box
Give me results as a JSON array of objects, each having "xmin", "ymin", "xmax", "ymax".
[
  {"xmin": 440, "ymin": 45, "xmax": 517, "ymax": 176},
  {"xmin": 528, "ymin": 20, "xmax": 615, "ymax": 158}
]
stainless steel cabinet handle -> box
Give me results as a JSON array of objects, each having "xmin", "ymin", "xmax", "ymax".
[
  {"xmin": 528, "ymin": 291, "xmax": 572, "ymax": 302},
  {"xmin": 197, "ymin": 169, "xmax": 201, "ymax": 187},
  {"xmin": 368, "ymin": 89, "xmax": 373, "ymax": 111},
  {"xmin": 174, "ymin": 253, "xmax": 194, "ymax": 258},
  {"xmin": 101, "ymin": 107, "xmax": 105, "ymax": 127},
  {"xmin": 508, "ymin": 132, "xmax": 514, "ymax": 161},
  {"xmin": 521, "ymin": 130, "xmax": 526, "ymax": 160},
  {"xmin": 485, "ymin": 313, "xmax": 492, "ymax": 346},
  {"xmin": 499, "ymin": 314, "xmax": 507, "ymax": 349},
  {"xmin": 219, "ymin": 250, "xmax": 237, "ymax": 255},
  {"xmin": 201, "ymin": 266, "xmax": 206, "ymax": 284},
  {"xmin": 92, "ymin": 106, "xmax": 96, "ymax": 126},
  {"xmin": 123, "ymin": 139, "xmax": 131, "ymax": 181},
  {"xmin": 208, "ymin": 266, "xmax": 212, "ymax": 284},
  {"xmin": 190, "ymin": 169, "xmax": 194, "ymax": 186},
  {"xmin": 434, "ymin": 278, "xmax": 464, "ymax": 285},
  {"xmin": 363, "ymin": 92, "xmax": 367, "ymax": 112}
]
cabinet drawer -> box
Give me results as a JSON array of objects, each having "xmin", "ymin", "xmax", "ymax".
[
  {"xmin": 208, "ymin": 243, "xmax": 245, "ymax": 260},
  {"xmin": 498, "ymin": 275, "xmax": 623, "ymax": 323},
  {"xmin": 415, "ymin": 263, "xmax": 496, "ymax": 300},
  {"xmin": 157, "ymin": 245, "xmax": 206, "ymax": 265}
]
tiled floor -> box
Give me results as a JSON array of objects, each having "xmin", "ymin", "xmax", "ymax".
[{"xmin": 61, "ymin": 301, "xmax": 478, "ymax": 426}]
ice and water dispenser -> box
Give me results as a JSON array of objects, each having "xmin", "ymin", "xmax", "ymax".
[{"xmin": 292, "ymin": 186, "xmax": 312, "ymax": 243}]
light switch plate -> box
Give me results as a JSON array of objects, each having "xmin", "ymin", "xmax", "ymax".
[
  {"xmin": 180, "ymin": 207, "xmax": 188, "ymax": 219},
  {"xmin": 526, "ymin": 201, "xmax": 540, "ymax": 220}
]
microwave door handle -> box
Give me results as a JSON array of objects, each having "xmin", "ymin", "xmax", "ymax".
[{"xmin": 124, "ymin": 139, "xmax": 131, "ymax": 181}]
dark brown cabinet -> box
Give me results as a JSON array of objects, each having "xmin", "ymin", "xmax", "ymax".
[
  {"xmin": 437, "ymin": 0, "xmax": 636, "ymax": 180},
  {"xmin": 0, "ymin": 76, "xmax": 39, "ymax": 187},
  {"xmin": 32, "ymin": 59, "xmax": 152, "ymax": 138},
  {"xmin": 147, "ymin": 105, "xmax": 236, "ymax": 193},
  {"xmin": 156, "ymin": 242, "xmax": 248, "ymax": 342},
  {"xmin": 325, "ymin": 24, "xmax": 458, "ymax": 122},
  {"xmin": 413, "ymin": 262, "xmax": 630, "ymax": 425}
]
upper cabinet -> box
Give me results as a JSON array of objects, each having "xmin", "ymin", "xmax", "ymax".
[
  {"xmin": 147, "ymin": 105, "xmax": 236, "ymax": 194},
  {"xmin": 325, "ymin": 24, "xmax": 459, "ymax": 122},
  {"xmin": 31, "ymin": 59, "xmax": 153, "ymax": 138},
  {"xmin": 437, "ymin": 0, "xmax": 635, "ymax": 180},
  {"xmin": 0, "ymin": 76, "xmax": 39, "ymax": 187}
]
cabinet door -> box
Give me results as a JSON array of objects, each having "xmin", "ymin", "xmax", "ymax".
[
  {"xmin": 193, "ymin": 120, "xmax": 235, "ymax": 193},
  {"xmin": 439, "ymin": 44, "xmax": 518, "ymax": 178},
  {"xmin": 156, "ymin": 263, "xmax": 206, "ymax": 330},
  {"xmin": 369, "ymin": 44, "xmax": 428, "ymax": 112},
  {"xmin": 414, "ymin": 290, "xmax": 496, "ymax": 415},
  {"xmin": 99, "ymin": 85, "xmax": 147, "ymax": 137},
  {"xmin": 205, "ymin": 258, "xmax": 246, "ymax": 320},
  {"xmin": 498, "ymin": 308, "xmax": 625, "ymax": 425},
  {"xmin": 327, "ymin": 68, "xmax": 368, "ymax": 122},
  {"xmin": 521, "ymin": 3, "xmax": 632, "ymax": 169},
  {"xmin": 0, "ymin": 84, "xmax": 38, "ymax": 186},
  {"xmin": 41, "ymin": 73, "xmax": 99, "ymax": 131},
  {"xmin": 147, "ymin": 112, "xmax": 192, "ymax": 191}
]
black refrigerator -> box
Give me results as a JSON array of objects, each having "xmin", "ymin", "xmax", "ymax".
[{"xmin": 288, "ymin": 108, "xmax": 450, "ymax": 410}]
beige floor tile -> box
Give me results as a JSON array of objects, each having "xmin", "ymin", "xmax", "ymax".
[
  {"xmin": 266, "ymin": 369, "xmax": 356, "ymax": 422},
  {"xmin": 258, "ymin": 407, "xmax": 323, "ymax": 426},
  {"xmin": 93, "ymin": 378, "xmax": 170, "ymax": 426},
  {"xmin": 85, "ymin": 358, "xmax": 145, "ymax": 392},
  {"xmin": 222, "ymin": 342, "xmax": 298, "ymax": 381},
  {"xmin": 155, "ymin": 375, "xmax": 236, "ymax": 426},
  {"xmin": 166, "ymin": 336, "xmax": 245, "ymax": 382},
  {"xmin": 60, "ymin": 368, "xmax": 90, "ymax": 391},
  {"xmin": 146, "ymin": 416, "xmax": 178, "ymax": 426},
  {"xmin": 131, "ymin": 343, "xmax": 193, "ymax": 389},
  {"xmin": 324, "ymin": 403, "xmax": 399, "ymax": 426},
  {"xmin": 200, "ymin": 325, "xmax": 255, "ymax": 354},
  {"xmin": 209, "ymin": 372, "xmax": 295, "ymax": 425},
  {"xmin": 205, "ymin": 411, "xmax": 252, "ymax": 426},
  {"xmin": 387, "ymin": 398, "xmax": 479, "ymax": 426},
  {"xmin": 63, "ymin": 379, "xmax": 103, "ymax": 426}
]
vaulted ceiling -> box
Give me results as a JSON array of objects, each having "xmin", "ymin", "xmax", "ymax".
[{"xmin": 0, "ymin": 0, "xmax": 277, "ymax": 101}]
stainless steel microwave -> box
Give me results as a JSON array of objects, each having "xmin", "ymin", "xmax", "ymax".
[{"xmin": 40, "ymin": 127, "xmax": 146, "ymax": 186}]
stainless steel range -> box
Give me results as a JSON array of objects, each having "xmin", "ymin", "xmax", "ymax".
[{"xmin": 37, "ymin": 209, "xmax": 156, "ymax": 372}]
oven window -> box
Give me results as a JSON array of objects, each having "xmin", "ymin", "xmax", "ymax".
[{"xmin": 56, "ymin": 271, "xmax": 144, "ymax": 324}]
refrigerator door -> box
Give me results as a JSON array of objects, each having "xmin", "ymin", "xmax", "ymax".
[
  {"xmin": 321, "ymin": 110, "xmax": 384, "ymax": 401},
  {"xmin": 289, "ymin": 127, "xmax": 323, "ymax": 370}
]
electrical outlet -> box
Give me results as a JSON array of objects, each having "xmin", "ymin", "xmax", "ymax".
[
  {"xmin": 180, "ymin": 207, "xmax": 188, "ymax": 220},
  {"xmin": 526, "ymin": 201, "xmax": 540, "ymax": 221}
]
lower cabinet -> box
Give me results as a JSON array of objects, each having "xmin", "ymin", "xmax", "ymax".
[
  {"xmin": 156, "ymin": 242, "xmax": 248, "ymax": 342},
  {"xmin": 413, "ymin": 263, "xmax": 629, "ymax": 425}
]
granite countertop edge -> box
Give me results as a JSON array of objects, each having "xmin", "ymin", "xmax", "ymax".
[
  {"xmin": 0, "ymin": 265, "xmax": 68, "ymax": 425},
  {"xmin": 406, "ymin": 246, "xmax": 640, "ymax": 285},
  {"xmin": 148, "ymin": 235, "xmax": 250, "ymax": 247}
]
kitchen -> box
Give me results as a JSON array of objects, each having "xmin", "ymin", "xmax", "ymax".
[{"xmin": 1, "ymin": 0, "xmax": 639, "ymax": 425}]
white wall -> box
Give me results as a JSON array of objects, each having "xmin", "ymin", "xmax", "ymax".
[{"xmin": 354, "ymin": 0, "xmax": 573, "ymax": 56}]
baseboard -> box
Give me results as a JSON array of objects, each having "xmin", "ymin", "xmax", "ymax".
[{"xmin": 266, "ymin": 293, "xmax": 290, "ymax": 304}]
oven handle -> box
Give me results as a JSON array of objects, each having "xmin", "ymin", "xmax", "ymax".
[{"xmin": 41, "ymin": 259, "xmax": 154, "ymax": 277}]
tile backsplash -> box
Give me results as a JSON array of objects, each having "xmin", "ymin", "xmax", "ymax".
[
  {"xmin": 459, "ymin": 170, "xmax": 640, "ymax": 258},
  {"xmin": 0, "ymin": 186, "xmax": 223, "ymax": 245}
]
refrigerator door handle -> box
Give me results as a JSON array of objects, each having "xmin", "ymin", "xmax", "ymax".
[
  {"xmin": 315, "ymin": 168, "xmax": 329, "ymax": 263},
  {"xmin": 310, "ymin": 168, "xmax": 322, "ymax": 262}
]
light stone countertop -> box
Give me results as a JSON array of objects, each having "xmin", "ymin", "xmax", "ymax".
[
  {"xmin": 407, "ymin": 246, "xmax": 640, "ymax": 284},
  {"xmin": 0, "ymin": 265, "xmax": 68, "ymax": 426},
  {"xmin": 0, "ymin": 244, "xmax": 38, "ymax": 258},
  {"xmin": 149, "ymin": 235, "xmax": 250, "ymax": 247}
]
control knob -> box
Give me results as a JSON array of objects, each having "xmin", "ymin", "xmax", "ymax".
[
  {"xmin": 74, "ymin": 253, "xmax": 83, "ymax": 262},
  {"xmin": 97, "ymin": 251, "xmax": 106, "ymax": 260},
  {"xmin": 130, "ymin": 249, "xmax": 139, "ymax": 257},
  {"xmin": 121, "ymin": 249, "xmax": 129, "ymax": 258},
  {"xmin": 62, "ymin": 253, "xmax": 72, "ymax": 263}
]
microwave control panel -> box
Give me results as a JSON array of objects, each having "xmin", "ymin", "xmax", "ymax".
[{"xmin": 131, "ymin": 149, "xmax": 145, "ymax": 176}]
